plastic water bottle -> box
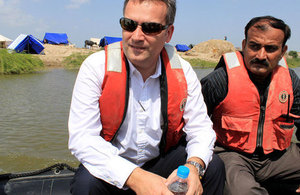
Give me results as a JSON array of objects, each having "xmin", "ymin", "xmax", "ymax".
[{"xmin": 168, "ymin": 165, "xmax": 189, "ymax": 195}]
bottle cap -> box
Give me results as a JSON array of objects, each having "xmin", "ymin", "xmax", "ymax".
[{"xmin": 177, "ymin": 165, "xmax": 190, "ymax": 179}]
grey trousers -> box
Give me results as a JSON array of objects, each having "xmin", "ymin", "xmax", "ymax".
[{"xmin": 215, "ymin": 143, "xmax": 300, "ymax": 195}]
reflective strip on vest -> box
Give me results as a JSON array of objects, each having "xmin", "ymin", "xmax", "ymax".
[
  {"xmin": 107, "ymin": 43, "xmax": 182, "ymax": 71},
  {"xmin": 278, "ymin": 57, "xmax": 288, "ymax": 68},
  {"xmin": 164, "ymin": 43, "xmax": 181, "ymax": 69},
  {"xmin": 224, "ymin": 52, "xmax": 241, "ymax": 69},
  {"xmin": 107, "ymin": 42, "xmax": 122, "ymax": 72}
]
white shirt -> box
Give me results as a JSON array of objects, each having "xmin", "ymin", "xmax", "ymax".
[{"xmin": 68, "ymin": 50, "xmax": 216, "ymax": 189}]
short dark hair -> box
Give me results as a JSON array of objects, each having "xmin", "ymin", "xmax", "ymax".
[
  {"xmin": 244, "ymin": 16, "xmax": 291, "ymax": 47},
  {"xmin": 123, "ymin": 0, "xmax": 176, "ymax": 25}
]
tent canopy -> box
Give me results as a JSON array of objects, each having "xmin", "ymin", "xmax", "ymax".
[
  {"xmin": 0, "ymin": 34, "xmax": 12, "ymax": 42},
  {"xmin": 99, "ymin": 36, "xmax": 122, "ymax": 47},
  {"xmin": 8, "ymin": 34, "xmax": 44, "ymax": 54},
  {"xmin": 43, "ymin": 33, "xmax": 69, "ymax": 44},
  {"xmin": 0, "ymin": 34, "xmax": 12, "ymax": 48},
  {"xmin": 175, "ymin": 44, "xmax": 190, "ymax": 52}
]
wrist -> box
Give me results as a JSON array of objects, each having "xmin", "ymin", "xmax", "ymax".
[
  {"xmin": 125, "ymin": 167, "xmax": 143, "ymax": 190},
  {"xmin": 186, "ymin": 160, "xmax": 205, "ymax": 179}
]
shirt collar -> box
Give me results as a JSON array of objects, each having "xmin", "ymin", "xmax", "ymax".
[{"xmin": 127, "ymin": 56, "xmax": 162, "ymax": 79}]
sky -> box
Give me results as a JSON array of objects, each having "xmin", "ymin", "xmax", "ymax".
[{"xmin": 1, "ymin": 0, "xmax": 300, "ymax": 51}]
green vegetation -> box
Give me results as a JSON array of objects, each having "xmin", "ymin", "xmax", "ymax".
[
  {"xmin": 288, "ymin": 51, "xmax": 298, "ymax": 59},
  {"xmin": 184, "ymin": 58, "xmax": 217, "ymax": 69},
  {"xmin": 63, "ymin": 53, "xmax": 219, "ymax": 70},
  {"xmin": 0, "ymin": 49, "xmax": 44, "ymax": 74},
  {"xmin": 286, "ymin": 57, "xmax": 300, "ymax": 68},
  {"xmin": 63, "ymin": 52, "xmax": 96, "ymax": 69}
]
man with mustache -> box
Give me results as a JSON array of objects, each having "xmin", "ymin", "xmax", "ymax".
[{"xmin": 201, "ymin": 16, "xmax": 300, "ymax": 194}]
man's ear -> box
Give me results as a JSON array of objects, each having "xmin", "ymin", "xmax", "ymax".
[
  {"xmin": 242, "ymin": 39, "xmax": 246, "ymax": 52},
  {"xmin": 165, "ymin": 25, "xmax": 174, "ymax": 43},
  {"xmin": 281, "ymin": 45, "xmax": 288, "ymax": 58}
]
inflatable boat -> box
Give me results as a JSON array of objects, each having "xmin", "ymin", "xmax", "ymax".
[
  {"xmin": 0, "ymin": 163, "xmax": 76, "ymax": 195},
  {"xmin": 0, "ymin": 163, "xmax": 298, "ymax": 194}
]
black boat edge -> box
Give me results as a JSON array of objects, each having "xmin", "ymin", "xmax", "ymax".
[
  {"xmin": 0, "ymin": 163, "xmax": 77, "ymax": 195},
  {"xmin": 1, "ymin": 162, "xmax": 299, "ymax": 195}
]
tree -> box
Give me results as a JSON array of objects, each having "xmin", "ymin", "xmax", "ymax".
[{"xmin": 288, "ymin": 51, "xmax": 298, "ymax": 59}]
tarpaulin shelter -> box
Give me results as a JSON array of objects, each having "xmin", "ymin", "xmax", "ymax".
[
  {"xmin": 175, "ymin": 44, "xmax": 190, "ymax": 52},
  {"xmin": 99, "ymin": 36, "xmax": 122, "ymax": 47},
  {"xmin": 0, "ymin": 34, "xmax": 12, "ymax": 48},
  {"xmin": 8, "ymin": 34, "xmax": 44, "ymax": 54},
  {"xmin": 43, "ymin": 33, "xmax": 69, "ymax": 44}
]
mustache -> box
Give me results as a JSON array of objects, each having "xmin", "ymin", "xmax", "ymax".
[{"xmin": 250, "ymin": 58, "xmax": 269, "ymax": 66}]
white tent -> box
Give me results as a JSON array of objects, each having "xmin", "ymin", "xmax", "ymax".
[
  {"xmin": 90, "ymin": 38, "xmax": 100, "ymax": 45},
  {"xmin": 0, "ymin": 34, "xmax": 12, "ymax": 48}
]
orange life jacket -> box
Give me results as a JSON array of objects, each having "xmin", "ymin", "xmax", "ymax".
[
  {"xmin": 213, "ymin": 51, "xmax": 298, "ymax": 154},
  {"xmin": 99, "ymin": 42, "xmax": 187, "ymax": 152}
]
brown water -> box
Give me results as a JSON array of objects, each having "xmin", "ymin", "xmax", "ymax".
[
  {"xmin": 0, "ymin": 69, "xmax": 79, "ymax": 174},
  {"xmin": 0, "ymin": 68, "xmax": 299, "ymax": 174}
]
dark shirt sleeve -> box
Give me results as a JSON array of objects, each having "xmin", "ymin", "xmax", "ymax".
[
  {"xmin": 289, "ymin": 69, "xmax": 300, "ymax": 140},
  {"xmin": 200, "ymin": 56, "xmax": 228, "ymax": 116}
]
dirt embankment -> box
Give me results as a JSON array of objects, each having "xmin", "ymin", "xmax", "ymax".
[
  {"xmin": 38, "ymin": 40, "xmax": 236, "ymax": 67},
  {"xmin": 179, "ymin": 39, "xmax": 236, "ymax": 62},
  {"xmin": 38, "ymin": 44, "xmax": 99, "ymax": 67}
]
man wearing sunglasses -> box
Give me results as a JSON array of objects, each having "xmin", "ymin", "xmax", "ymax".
[{"xmin": 68, "ymin": 0, "xmax": 224, "ymax": 194}]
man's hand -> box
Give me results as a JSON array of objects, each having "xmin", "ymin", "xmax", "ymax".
[
  {"xmin": 126, "ymin": 167, "xmax": 173, "ymax": 195},
  {"xmin": 296, "ymin": 185, "xmax": 300, "ymax": 193},
  {"xmin": 185, "ymin": 157, "xmax": 205, "ymax": 195},
  {"xmin": 165, "ymin": 165, "xmax": 203, "ymax": 195},
  {"xmin": 185, "ymin": 163, "xmax": 203, "ymax": 195}
]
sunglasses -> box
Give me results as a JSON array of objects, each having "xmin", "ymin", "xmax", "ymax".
[{"xmin": 120, "ymin": 17, "xmax": 169, "ymax": 35}]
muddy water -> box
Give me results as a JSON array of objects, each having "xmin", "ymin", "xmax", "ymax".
[{"xmin": 0, "ymin": 68, "xmax": 299, "ymax": 174}]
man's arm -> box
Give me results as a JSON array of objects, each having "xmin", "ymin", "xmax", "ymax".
[
  {"xmin": 288, "ymin": 69, "xmax": 300, "ymax": 193},
  {"xmin": 289, "ymin": 69, "xmax": 300, "ymax": 140},
  {"xmin": 68, "ymin": 51, "xmax": 137, "ymax": 189},
  {"xmin": 200, "ymin": 65, "xmax": 228, "ymax": 116},
  {"xmin": 180, "ymin": 56, "xmax": 216, "ymax": 167},
  {"xmin": 162, "ymin": 56, "xmax": 215, "ymax": 195}
]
